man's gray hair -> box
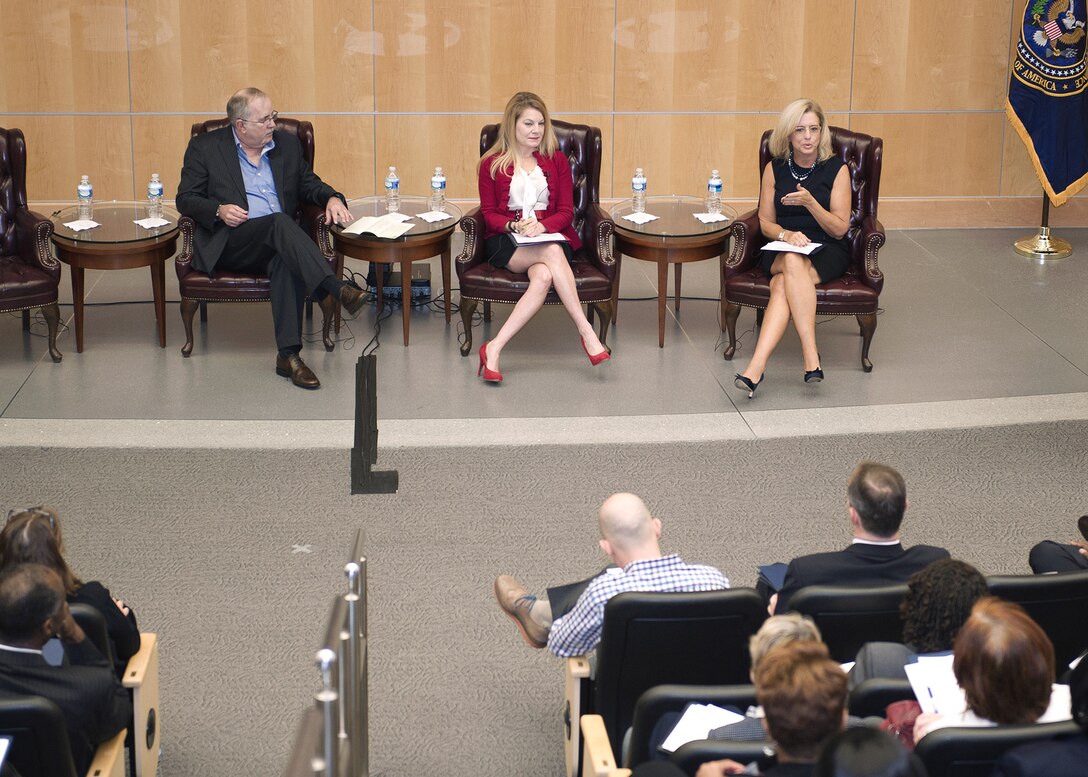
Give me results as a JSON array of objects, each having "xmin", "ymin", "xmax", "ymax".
[{"xmin": 226, "ymin": 87, "xmax": 267, "ymax": 122}]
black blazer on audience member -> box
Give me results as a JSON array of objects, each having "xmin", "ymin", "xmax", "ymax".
[
  {"xmin": 775, "ymin": 543, "xmax": 950, "ymax": 613},
  {"xmin": 991, "ymin": 732, "xmax": 1088, "ymax": 777},
  {"xmin": 69, "ymin": 580, "xmax": 140, "ymax": 677}
]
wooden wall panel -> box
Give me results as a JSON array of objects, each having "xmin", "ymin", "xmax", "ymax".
[
  {"xmin": 849, "ymin": 113, "xmax": 1005, "ymax": 197},
  {"xmin": 1001, "ymin": 123, "xmax": 1048, "ymax": 196},
  {"xmin": 374, "ymin": 0, "xmax": 614, "ymax": 112},
  {"xmin": 852, "ymin": 0, "xmax": 1014, "ymax": 110},
  {"xmin": 132, "ymin": 116, "xmax": 205, "ymax": 203},
  {"xmin": 13, "ymin": 117, "xmax": 133, "ymax": 202},
  {"xmin": 615, "ymin": 0, "xmax": 854, "ymax": 112},
  {"xmin": 306, "ymin": 115, "xmax": 376, "ymax": 199}
]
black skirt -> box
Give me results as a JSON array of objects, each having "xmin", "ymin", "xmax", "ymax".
[
  {"xmin": 485, "ymin": 234, "xmax": 575, "ymax": 269},
  {"xmin": 758, "ymin": 240, "xmax": 849, "ymax": 284}
]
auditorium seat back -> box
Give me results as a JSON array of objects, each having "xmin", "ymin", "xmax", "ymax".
[{"xmin": 987, "ymin": 570, "xmax": 1088, "ymax": 674}]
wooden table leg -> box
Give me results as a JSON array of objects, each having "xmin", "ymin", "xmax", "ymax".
[
  {"xmin": 401, "ymin": 261, "xmax": 411, "ymax": 345},
  {"xmin": 150, "ymin": 260, "xmax": 166, "ymax": 347},
  {"xmin": 441, "ymin": 247, "xmax": 451, "ymax": 324},
  {"xmin": 657, "ymin": 259, "xmax": 668, "ymax": 348},
  {"xmin": 375, "ymin": 270, "xmax": 385, "ymax": 313},
  {"xmin": 612, "ymin": 256, "xmax": 622, "ymax": 324},
  {"xmin": 674, "ymin": 264, "xmax": 683, "ymax": 314},
  {"xmin": 71, "ymin": 266, "xmax": 85, "ymax": 353}
]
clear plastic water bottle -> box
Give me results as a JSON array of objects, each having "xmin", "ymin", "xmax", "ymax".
[
  {"xmin": 384, "ymin": 166, "xmax": 400, "ymax": 213},
  {"xmin": 77, "ymin": 175, "xmax": 93, "ymax": 220},
  {"xmin": 632, "ymin": 168, "xmax": 647, "ymax": 214},
  {"xmin": 706, "ymin": 169, "xmax": 723, "ymax": 215},
  {"xmin": 147, "ymin": 173, "xmax": 164, "ymax": 219},
  {"xmin": 429, "ymin": 167, "xmax": 446, "ymax": 212}
]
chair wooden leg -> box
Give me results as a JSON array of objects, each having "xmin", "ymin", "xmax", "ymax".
[
  {"xmin": 199, "ymin": 300, "xmax": 208, "ymax": 323},
  {"xmin": 591, "ymin": 301, "xmax": 613, "ymax": 351},
  {"xmin": 180, "ymin": 299, "xmax": 199, "ymax": 357},
  {"xmin": 483, "ymin": 300, "xmax": 493, "ymax": 323},
  {"xmin": 320, "ymin": 302, "xmax": 334, "ymax": 352},
  {"xmin": 21, "ymin": 309, "xmax": 30, "ymax": 331},
  {"xmin": 722, "ymin": 300, "xmax": 741, "ymax": 361},
  {"xmin": 42, "ymin": 303, "xmax": 62, "ymax": 363},
  {"xmin": 857, "ymin": 313, "xmax": 877, "ymax": 373},
  {"xmin": 755, "ymin": 308, "xmax": 764, "ymax": 328},
  {"xmin": 459, "ymin": 298, "xmax": 478, "ymax": 356}
]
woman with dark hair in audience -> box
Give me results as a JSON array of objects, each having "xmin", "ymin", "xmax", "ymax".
[
  {"xmin": 0, "ymin": 506, "xmax": 139, "ymax": 678},
  {"xmin": 992, "ymin": 654, "xmax": 1088, "ymax": 777},
  {"xmin": 733, "ymin": 97, "xmax": 851, "ymax": 398},
  {"xmin": 815, "ymin": 728, "xmax": 927, "ymax": 777},
  {"xmin": 912, "ymin": 597, "xmax": 1072, "ymax": 743},
  {"xmin": 848, "ymin": 559, "xmax": 988, "ymax": 689}
]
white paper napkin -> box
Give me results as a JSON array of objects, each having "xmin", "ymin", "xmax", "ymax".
[
  {"xmin": 62, "ymin": 219, "xmax": 100, "ymax": 231},
  {"xmin": 621, "ymin": 212, "xmax": 659, "ymax": 224},
  {"xmin": 134, "ymin": 217, "xmax": 171, "ymax": 229},
  {"xmin": 415, "ymin": 210, "xmax": 455, "ymax": 223},
  {"xmin": 694, "ymin": 212, "xmax": 729, "ymax": 223}
]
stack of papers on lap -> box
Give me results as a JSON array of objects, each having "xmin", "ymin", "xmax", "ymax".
[
  {"xmin": 761, "ymin": 240, "xmax": 822, "ymax": 255},
  {"xmin": 62, "ymin": 219, "xmax": 100, "ymax": 231},
  {"xmin": 694, "ymin": 212, "xmax": 730, "ymax": 223},
  {"xmin": 621, "ymin": 211, "xmax": 659, "ymax": 224},
  {"xmin": 342, "ymin": 213, "xmax": 415, "ymax": 239},
  {"xmin": 416, "ymin": 210, "xmax": 455, "ymax": 223},
  {"xmin": 660, "ymin": 703, "xmax": 745, "ymax": 752},
  {"xmin": 904, "ymin": 654, "xmax": 963, "ymax": 714},
  {"xmin": 134, "ymin": 217, "xmax": 171, "ymax": 229},
  {"xmin": 511, "ymin": 232, "xmax": 568, "ymax": 245}
]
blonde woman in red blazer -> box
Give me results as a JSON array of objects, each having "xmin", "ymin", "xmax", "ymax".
[{"xmin": 474, "ymin": 91, "xmax": 610, "ymax": 383}]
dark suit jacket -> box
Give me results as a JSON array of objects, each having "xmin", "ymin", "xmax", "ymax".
[
  {"xmin": 0, "ymin": 639, "xmax": 131, "ymax": 774},
  {"xmin": 991, "ymin": 733, "xmax": 1088, "ymax": 777},
  {"xmin": 775, "ymin": 542, "xmax": 950, "ymax": 613},
  {"xmin": 69, "ymin": 580, "xmax": 140, "ymax": 678},
  {"xmin": 175, "ymin": 126, "xmax": 343, "ymax": 274}
]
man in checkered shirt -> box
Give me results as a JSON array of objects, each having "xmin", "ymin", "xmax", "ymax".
[{"xmin": 494, "ymin": 492, "xmax": 730, "ymax": 657}]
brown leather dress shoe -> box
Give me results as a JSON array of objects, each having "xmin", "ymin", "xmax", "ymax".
[
  {"xmin": 339, "ymin": 282, "xmax": 366, "ymax": 316},
  {"xmin": 494, "ymin": 575, "xmax": 548, "ymax": 649},
  {"xmin": 275, "ymin": 354, "xmax": 320, "ymax": 389}
]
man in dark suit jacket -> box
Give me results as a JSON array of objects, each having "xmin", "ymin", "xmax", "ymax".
[
  {"xmin": 772, "ymin": 461, "xmax": 950, "ymax": 614},
  {"xmin": 176, "ymin": 87, "xmax": 366, "ymax": 389},
  {"xmin": 0, "ymin": 564, "xmax": 131, "ymax": 774}
]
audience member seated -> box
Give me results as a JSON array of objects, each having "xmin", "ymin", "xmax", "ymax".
[
  {"xmin": 848, "ymin": 559, "xmax": 988, "ymax": 689},
  {"xmin": 770, "ymin": 462, "xmax": 950, "ymax": 614},
  {"xmin": 1, "ymin": 506, "xmax": 140, "ymax": 678},
  {"xmin": 0, "ymin": 563, "xmax": 130, "ymax": 774},
  {"xmin": 815, "ymin": 728, "xmax": 926, "ymax": 777},
  {"xmin": 493, "ymin": 492, "xmax": 729, "ymax": 656},
  {"xmin": 1027, "ymin": 515, "xmax": 1088, "ymax": 573},
  {"xmin": 991, "ymin": 652, "xmax": 1088, "ymax": 777},
  {"xmin": 913, "ymin": 597, "xmax": 1072, "ymax": 743},
  {"xmin": 694, "ymin": 641, "xmax": 849, "ymax": 777}
]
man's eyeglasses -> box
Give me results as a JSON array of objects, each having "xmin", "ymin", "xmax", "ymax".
[
  {"xmin": 5, "ymin": 506, "xmax": 57, "ymax": 531},
  {"xmin": 239, "ymin": 111, "xmax": 279, "ymax": 126}
]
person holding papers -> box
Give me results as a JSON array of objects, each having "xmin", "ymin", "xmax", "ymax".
[
  {"xmin": 474, "ymin": 91, "xmax": 609, "ymax": 383},
  {"xmin": 734, "ymin": 99, "xmax": 851, "ymax": 398}
]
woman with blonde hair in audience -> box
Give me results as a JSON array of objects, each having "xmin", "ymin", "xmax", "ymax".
[
  {"xmin": 912, "ymin": 596, "xmax": 1071, "ymax": 743},
  {"xmin": 0, "ymin": 506, "xmax": 139, "ymax": 678}
]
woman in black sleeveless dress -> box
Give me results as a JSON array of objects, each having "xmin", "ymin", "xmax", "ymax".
[{"xmin": 734, "ymin": 99, "xmax": 851, "ymax": 398}]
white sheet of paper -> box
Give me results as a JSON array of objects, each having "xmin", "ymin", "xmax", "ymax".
[
  {"xmin": 511, "ymin": 232, "xmax": 568, "ymax": 245},
  {"xmin": 415, "ymin": 210, "xmax": 454, "ymax": 223},
  {"xmin": 62, "ymin": 219, "xmax": 100, "ymax": 231},
  {"xmin": 341, "ymin": 214, "xmax": 415, "ymax": 239},
  {"xmin": 621, "ymin": 211, "xmax": 659, "ymax": 224},
  {"xmin": 761, "ymin": 240, "xmax": 822, "ymax": 255},
  {"xmin": 904, "ymin": 654, "xmax": 963, "ymax": 715},
  {"xmin": 659, "ymin": 703, "xmax": 745, "ymax": 753},
  {"xmin": 694, "ymin": 212, "xmax": 729, "ymax": 223},
  {"xmin": 134, "ymin": 217, "xmax": 171, "ymax": 229}
]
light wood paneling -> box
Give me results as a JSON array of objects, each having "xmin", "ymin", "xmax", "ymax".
[
  {"xmin": 1000, "ymin": 118, "xmax": 1048, "ymax": 196},
  {"xmin": 12, "ymin": 117, "xmax": 133, "ymax": 203},
  {"xmin": 615, "ymin": 0, "xmax": 854, "ymax": 112},
  {"xmin": 0, "ymin": 0, "xmax": 130, "ymax": 113},
  {"xmin": 849, "ymin": 113, "xmax": 1005, "ymax": 197},
  {"xmin": 132, "ymin": 116, "xmax": 210, "ymax": 204},
  {"xmin": 374, "ymin": 0, "xmax": 614, "ymax": 112},
  {"xmin": 306, "ymin": 115, "xmax": 376, "ymax": 199},
  {"xmin": 852, "ymin": 0, "xmax": 1014, "ymax": 110}
]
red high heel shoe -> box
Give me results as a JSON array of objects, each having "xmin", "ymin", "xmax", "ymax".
[
  {"xmin": 581, "ymin": 336, "xmax": 611, "ymax": 366},
  {"xmin": 478, "ymin": 342, "xmax": 503, "ymax": 383}
]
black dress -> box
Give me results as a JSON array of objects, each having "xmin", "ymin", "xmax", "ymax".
[{"xmin": 758, "ymin": 156, "xmax": 849, "ymax": 284}]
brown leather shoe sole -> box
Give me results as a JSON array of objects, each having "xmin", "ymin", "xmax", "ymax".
[{"xmin": 493, "ymin": 577, "xmax": 547, "ymax": 649}]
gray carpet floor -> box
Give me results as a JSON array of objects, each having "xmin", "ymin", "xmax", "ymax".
[{"xmin": 3, "ymin": 420, "xmax": 1086, "ymax": 776}]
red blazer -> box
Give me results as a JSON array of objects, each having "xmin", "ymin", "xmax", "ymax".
[{"xmin": 477, "ymin": 149, "xmax": 582, "ymax": 251}]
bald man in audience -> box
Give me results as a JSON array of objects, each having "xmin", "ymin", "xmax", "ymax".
[
  {"xmin": 771, "ymin": 461, "xmax": 950, "ymax": 614},
  {"xmin": 494, "ymin": 492, "xmax": 729, "ymax": 656},
  {"xmin": 0, "ymin": 563, "xmax": 130, "ymax": 774}
]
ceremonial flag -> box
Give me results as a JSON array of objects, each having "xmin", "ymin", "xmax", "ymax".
[{"xmin": 1006, "ymin": 0, "xmax": 1088, "ymax": 205}]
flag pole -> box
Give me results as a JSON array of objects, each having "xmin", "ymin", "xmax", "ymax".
[{"xmin": 1014, "ymin": 192, "xmax": 1073, "ymax": 261}]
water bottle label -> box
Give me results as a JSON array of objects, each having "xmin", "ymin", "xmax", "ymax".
[
  {"xmin": 149, "ymin": 185, "xmax": 163, "ymax": 197},
  {"xmin": 432, "ymin": 179, "xmax": 446, "ymax": 191},
  {"xmin": 632, "ymin": 181, "xmax": 646, "ymax": 192},
  {"xmin": 386, "ymin": 180, "xmax": 399, "ymax": 191},
  {"xmin": 709, "ymin": 182, "xmax": 722, "ymax": 194}
]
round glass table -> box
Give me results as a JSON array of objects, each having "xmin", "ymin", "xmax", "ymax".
[
  {"xmin": 610, "ymin": 195, "xmax": 736, "ymax": 347},
  {"xmin": 331, "ymin": 196, "xmax": 462, "ymax": 345},
  {"xmin": 50, "ymin": 202, "xmax": 181, "ymax": 352}
]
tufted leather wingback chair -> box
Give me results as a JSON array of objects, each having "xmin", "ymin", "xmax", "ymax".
[
  {"xmin": 175, "ymin": 117, "xmax": 342, "ymax": 356},
  {"xmin": 455, "ymin": 120, "xmax": 616, "ymax": 356},
  {"xmin": 0, "ymin": 127, "xmax": 62, "ymax": 362},
  {"xmin": 722, "ymin": 126, "xmax": 885, "ymax": 371}
]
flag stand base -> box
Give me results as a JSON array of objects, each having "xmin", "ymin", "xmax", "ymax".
[{"xmin": 1013, "ymin": 227, "xmax": 1073, "ymax": 262}]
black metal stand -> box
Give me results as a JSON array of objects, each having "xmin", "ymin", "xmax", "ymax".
[{"xmin": 351, "ymin": 354, "xmax": 398, "ymax": 494}]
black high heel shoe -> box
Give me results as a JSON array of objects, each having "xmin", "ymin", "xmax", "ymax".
[
  {"xmin": 734, "ymin": 373, "xmax": 764, "ymax": 399},
  {"xmin": 804, "ymin": 353, "xmax": 823, "ymax": 383}
]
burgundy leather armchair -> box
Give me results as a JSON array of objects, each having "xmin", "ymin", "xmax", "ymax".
[
  {"xmin": 722, "ymin": 126, "xmax": 885, "ymax": 371},
  {"xmin": 455, "ymin": 120, "xmax": 615, "ymax": 356},
  {"xmin": 175, "ymin": 117, "xmax": 343, "ymax": 356},
  {"xmin": 0, "ymin": 127, "xmax": 62, "ymax": 362}
]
